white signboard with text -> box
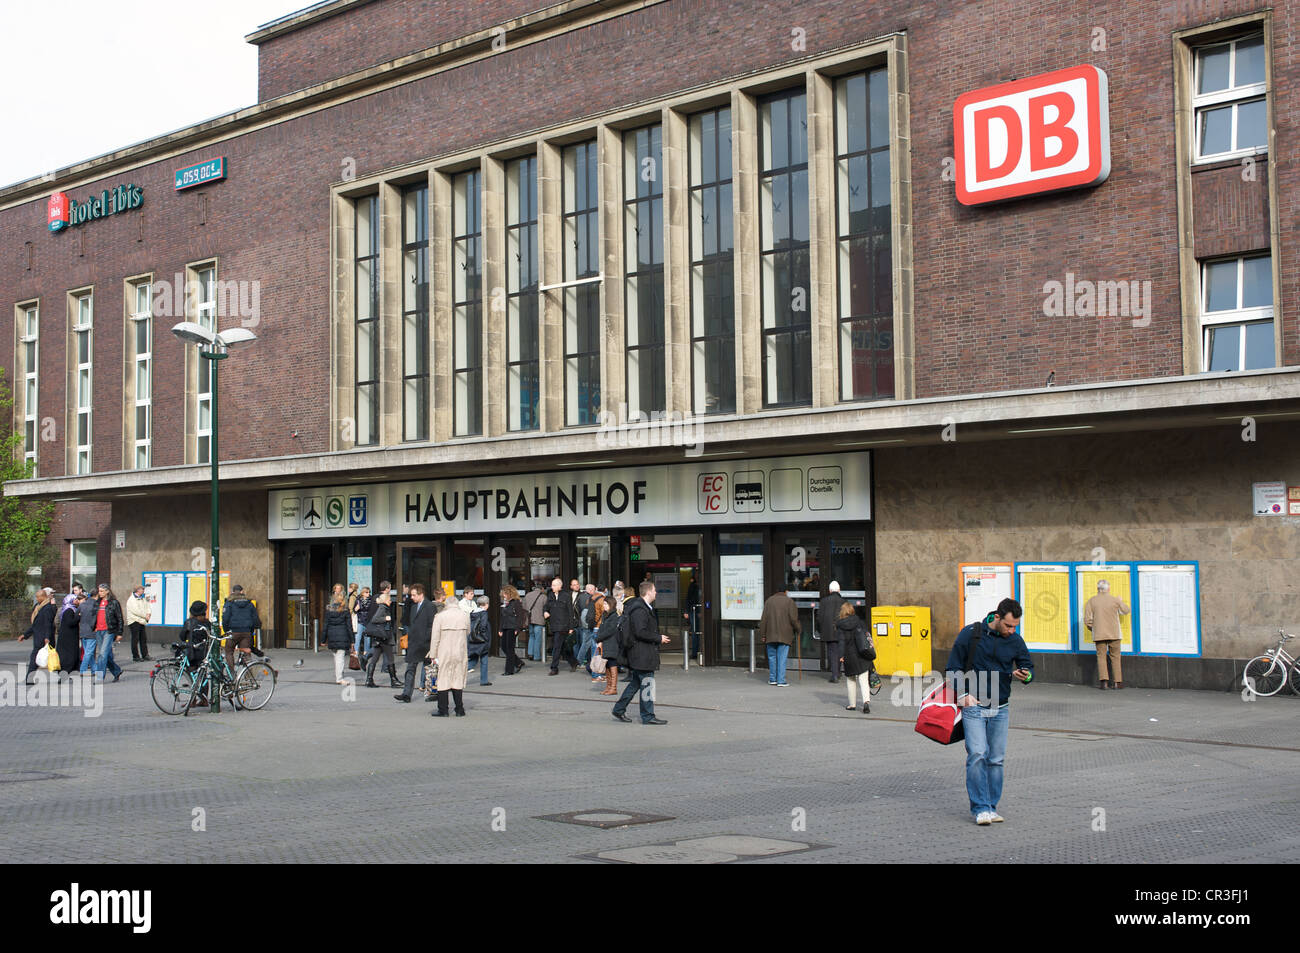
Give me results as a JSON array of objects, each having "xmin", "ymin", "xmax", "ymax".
[{"xmin": 720, "ymin": 555, "xmax": 765, "ymax": 621}]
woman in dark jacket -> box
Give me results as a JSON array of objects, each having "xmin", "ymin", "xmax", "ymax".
[
  {"xmin": 836, "ymin": 602, "xmax": 875, "ymax": 714},
  {"xmin": 593, "ymin": 594, "xmax": 622, "ymax": 696},
  {"xmin": 56, "ymin": 597, "xmax": 84, "ymax": 681},
  {"xmin": 498, "ymin": 585, "xmax": 527, "ymax": 676},
  {"xmin": 363, "ymin": 590, "xmax": 401, "ymax": 688},
  {"xmin": 20, "ymin": 590, "xmax": 57, "ymax": 684},
  {"xmin": 324, "ymin": 594, "xmax": 355, "ymax": 684}
]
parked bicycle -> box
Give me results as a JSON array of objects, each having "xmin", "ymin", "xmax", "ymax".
[
  {"xmin": 1242, "ymin": 630, "xmax": 1299, "ymax": 697},
  {"xmin": 149, "ymin": 636, "xmax": 276, "ymax": 715}
]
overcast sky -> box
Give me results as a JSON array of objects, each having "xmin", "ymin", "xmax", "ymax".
[{"xmin": 0, "ymin": 0, "xmax": 304, "ymax": 189}]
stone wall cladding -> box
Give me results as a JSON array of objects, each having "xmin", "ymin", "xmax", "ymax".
[{"xmin": 874, "ymin": 424, "xmax": 1300, "ymax": 663}]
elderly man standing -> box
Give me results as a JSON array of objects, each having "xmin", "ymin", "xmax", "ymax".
[
  {"xmin": 125, "ymin": 584, "xmax": 153, "ymax": 662},
  {"xmin": 429, "ymin": 595, "xmax": 471, "ymax": 717},
  {"xmin": 1084, "ymin": 580, "xmax": 1130, "ymax": 690},
  {"xmin": 759, "ymin": 588, "xmax": 800, "ymax": 687}
]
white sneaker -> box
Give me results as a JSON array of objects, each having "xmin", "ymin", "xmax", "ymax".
[
  {"xmin": 989, "ymin": 812, "xmax": 1004, "ymax": 823},
  {"xmin": 975, "ymin": 812, "xmax": 993, "ymax": 826}
]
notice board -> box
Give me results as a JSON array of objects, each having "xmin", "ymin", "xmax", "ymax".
[
  {"xmin": 959, "ymin": 563, "xmax": 1013, "ymax": 628},
  {"xmin": 1134, "ymin": 563, "xmax": 1200, "ymax": 656},
  {"xmin": 1016, "ymin": 564, "xmax": 1072, "ymax": 652},
  {"xmin": 1076, "ymin": 564, "xmax": 1134, "ymax": 652}
]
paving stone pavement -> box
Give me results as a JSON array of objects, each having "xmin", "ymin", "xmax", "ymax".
[{"xmin": 2, "ymin": 639, "xmax": 1298, "ymax": 864}]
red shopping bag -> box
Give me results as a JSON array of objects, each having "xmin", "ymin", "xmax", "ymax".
[{"xmin": 915, "ymin": 681, "xmax": 965, "ymax": 745}]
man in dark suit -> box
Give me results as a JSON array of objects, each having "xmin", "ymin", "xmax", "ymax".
[
  {"xmin": 544, "ymin": 577, "xmax": 576, "ymax": 675},
  {"xmin": 395, "ymin": 583, "xmax": 434, "ymax": 702},
  {"xmin": 819, "ymin": 581, "xmax": 846, "ymax": 684}
]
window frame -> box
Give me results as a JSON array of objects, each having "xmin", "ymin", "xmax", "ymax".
[
  {"xmin": 72, "ymin": 291, "xmax": 93, "ymax": 475},
  {"xmin": 401, "ymin": 184, "xmax": 430, "ymax": 442},
  {"xmin": 1199, "ymin": 253, "xmax": 1274, "ymax": 372},
  {"xmin": 19, "ymin": 303, "xmax": 38, "ymax": 473},
  {"xmin": 191, "ymin": 265, "xmax": 216, "ymax": 464},
  {"xmin": 688, "ymin": 106, "xmax": 736, "ymax": 417},
  {"xmin": 1192, "ymin": 33, "xmax": 1267, "ymax": 163},
  {"xmin": 354, "ymin": 195, "xmax": 380, "ymax": 446},
  {"xmin": 70, "ymin": 540, "xmax": 96, "ymax": 593},
  {"xmin": 130, "ymin": 281, "xmax": 153, "ymax": 469},
  {"xmin": 562, "ymin": 140, "xmax": 601, "ymax": 428},
  {"xmin": 624, "ymin": 124, "xmax": 666, "ymax": 419},
  {"xmin": 505, "ymin": 156, "xmax": 540, "ymax": 432},
  {"xmin": 452, "ymin": 169, "xmax": 484, "ymax": 437}
]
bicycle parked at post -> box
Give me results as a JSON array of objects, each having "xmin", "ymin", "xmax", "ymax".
[
  {"xmin": 1242, "ymin": 630, "xmax": 1299, "ymax": 697},
  {"xmin": 149, "ymin": 635, "xmax": 276, "ymax": 714}
]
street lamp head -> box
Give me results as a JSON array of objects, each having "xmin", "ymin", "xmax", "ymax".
[
  {"xmin": 215, "ymin": 327, "xmax": 257, "ymax": 348},
  {"xmin": 171, "ymin": 322, "xmax": 215, "ymax": 347}
]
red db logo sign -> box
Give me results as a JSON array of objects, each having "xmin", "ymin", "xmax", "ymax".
[{"xmin": 953, "ymin": 65, "xmax": 1110, "ymax": 206}]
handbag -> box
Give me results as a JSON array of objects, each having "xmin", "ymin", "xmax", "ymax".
[
  {"xmin": 915, "ymin": 624, "xmax": 981, "ymax": 746},
  {"xmin": 590, "ymin": 653, "xmax": 607, "ymax": 675},
  {"xmin": 348, "ymin": 650, "xmax": 361, "ymax": 671},
  {"xmin": 35, "ymin": 645, "xmax": 50, "ymax": 669},
  {"xmin": 46, "ymin": 646, "xmax": 61, "ymax": 672}
]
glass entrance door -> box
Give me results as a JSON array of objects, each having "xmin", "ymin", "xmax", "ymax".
[
  {"xmin": 779, "ymin": 535, "xmax": 823, "ymax": 672},
  {"xmin": 630, "ymin": 533, "xmax": 701, "ymax": 665},
  {"xmin": 397, "ymin": 543, "xmax": 440, "ymax": 600}
]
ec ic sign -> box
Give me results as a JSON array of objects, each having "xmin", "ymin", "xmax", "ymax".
[{"xmin": 954, "ymin": 65, "xmax": 1110, "ymax": 205}]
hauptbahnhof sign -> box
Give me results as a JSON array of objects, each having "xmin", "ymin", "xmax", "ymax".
[{"xmin": 268, "ymin": 452, "xmax": 871, "ymax": 539}]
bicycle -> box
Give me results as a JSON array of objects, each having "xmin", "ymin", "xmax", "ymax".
[
  {"xmin": 149, "ymin": 636, "xmax": 276, "ymax": 714},
  {"xmin": 149, "ymin": 650, "xmax": 198, "ymax": 715},
  {"xmin": 1242, "ymin": 630, "xmax": 1299, "ymax": 697}
]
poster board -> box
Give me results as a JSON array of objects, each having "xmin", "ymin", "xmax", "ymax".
[
  {"xmin": 141, "ymin": 572, "xmax": 163, "ymax": 624},
  {"xmin": 1015, "ymin": 564, "xmax": 1072, "ymax": 652},
  {"xmin": 1075, "ymin": 564, "xmax": 1134, "ymax": 652},
  {"xmin": 1133, "ymin": 563, "xmax": 1200, "ymax": 656},
  {"xmin": 959, "ymin": 563, "xmax": 1013, "ymax": 628},
  {"xmin": 653, "ymin": 572, "xmax": 679, "ymax": 609},
  {"xmin": 347, "ymin": 557, "xmax": 373, "ymax": 592},
  {"xmin": 720, "ymin": 555, "xmax": 764, "ymax": 620},
  {"xmin": 162, "ymin": 572, "xmax": 186, "ymax": 626}
]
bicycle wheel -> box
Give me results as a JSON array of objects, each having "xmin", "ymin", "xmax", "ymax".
[
  {"xmin": 184, "ymin": 667, "xmax": 211, "ymax": 716},
  {"xmin": 150, "ymin": 661, "xmax": 191, "ymax": 716},
  {"xmin": 1243, "ymin": 655, "xmax": 1285, "ymax": 696},
  {"xmin": 1288, "ymin": 662, "xmax": 1300, "ymax": 696},
  {"xmin": 234, "ymin": 660, "xmax": 276, "ymax": 710}
]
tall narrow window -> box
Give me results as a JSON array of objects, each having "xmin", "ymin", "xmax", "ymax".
[
  {"xmin": 20, "ymin": 304, "xmax": 38, "ymax": 474},
  {"xmin": 131, "ymin": 282, "xmax": 153, "ymax": 468},
  {"xmin": 689, "ymin": 107, "xmax": 735, "ymax": 415},
  {"xmin": 506, "ymin": 156, "xmax": 539, "ymax": 431},
  {"xmin": 453, "ymin": 170, "xmax": 483, "ymax": 436},
  {"xmin": 73, "ymin": 293, "xmax": 93, "ymax": 474},
  {"xmin": 70, "ymin": 540, "xmax": 96, "ymax": 593},
  {"xmin": 836, "ymin": 68, "xmax": 894, "ymax": 401},
  {"xmin": 563, "ymin": 140, "xmax": 601, "ymax": 426},
  {"xmin": 1202, "ymin": 254, "xmax": 1274, "ymax": 372},
  {"xmin": 760, "ymin": 88, "xmax": 811, "ymax": 407},
  {"xmin": 625, "ymin": 125, "xmax": 665, "ymax": 417},
  {"xmin": 402, "ymin": 185, "xmax": 429, "ymax": 441},
  {"xmin": 355, "ymin": 196, "xmax": 380, "ymax": 446},
  {"xmin": 193, "ymin": 266, "xmax": 216, "ymax": 463},
  {"xmin": 1193, "ymin": 33, "xmax": 1266, "ymax": 162}
]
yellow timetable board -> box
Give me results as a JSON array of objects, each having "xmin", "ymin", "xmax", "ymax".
[
  {"xmin": 1016, "ymin": 564, "xmax": 1071, "ymax": 651},
  {"xmin": 1076, "ymin": 566, "xmax": 1134, "ymax": 651}
]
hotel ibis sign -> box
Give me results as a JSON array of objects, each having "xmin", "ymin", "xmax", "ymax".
[{"xmin": 48, "ymin": 182, "xmax": 143, "ymax": 232}]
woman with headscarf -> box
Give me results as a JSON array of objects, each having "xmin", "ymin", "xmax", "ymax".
[
  {"xmin": 56, "ymin": 593, "xmax": 84, "ymax": 681},
  {"xmin": 19, "ymin": 588, "xmax": 57, "ymax": 684}
]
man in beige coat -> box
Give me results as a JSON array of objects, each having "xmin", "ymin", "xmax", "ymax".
[
  {"xmin": 759, "ymin": 590, "xmax": 800, "ymax": 687},
  {"xmin": 1084, "ymin": 580, "xmax": 1130, "ymax": 690},
  {"xmin": 428, "ymin": 601, "xmax": 471, "ymax": 717}
]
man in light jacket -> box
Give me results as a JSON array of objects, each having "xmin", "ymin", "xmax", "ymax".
[
  {"xmin": 759, "ymin": 589, "xmax": 800, "ymax": 687},
  {"xmin": 523, "ymin": 582, "xmax": 548, "ymax": 662},
  {"xmin": 1084, "ymin": 580, "xmax": 1130, "ymax": 690},
  {"xmin": 125, "ymin": 585, "xmax": 152, "ymax": 662},
  {"xmin": 429, "ymin": 599, "xmax": 471, "ymax": 717}
]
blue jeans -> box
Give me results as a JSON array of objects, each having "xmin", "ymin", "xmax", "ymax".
[
  {"xmin": 471, "ymin": 648, "xmax": 490, "ymax": 685},
  {"xmin": 963, "ymin": 703, "xmax": 1010, "ymax": 817},
  {"xmin": 766, "ymin": 643, "xmax": 789, "ymax": 684},
  {"xmin": 93, "ymin": 631, "xmax": 114, "ymax": 677},
  {"xmin": 575, "ymin": 628, "xmax": 595, "ymax": 665},
  {"xmin": 612, "ymin": 669, "xmax": 656, "ymax": 723},
  {"xmin": 79, "ymin": 637, "xmax": 98, "ymax": 674},
  {"xmin": 528, "ymin": 624, "xmax": 544, "ymax": 659},
  {"xmin": 104, "ymin": 639, "xmax": 121, "ymax": 679}
]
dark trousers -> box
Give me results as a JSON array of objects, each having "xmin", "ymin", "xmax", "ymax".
[
  {"xmin": 825, "ymin": 640, "xmax": 841, "ymax": 680},
  {"xmin": 367, "ymin": 640, "xmax": 395, "ymax": 678},
  {"xmin": 501, "ymin": 628, "xmax": 521, "ymax": 674},
  {"xmin": 401, "ymin": 657, "xmax": 424, "ymax": 698},
  {"xmin": 437, "ymin": 688, "xmax": 465, "ymax": 715},
  {"xmin": 549, "ymin": 630, "xmax": 573, "ymax": 671},
  {"xmin": 129, "ymin": 622, "xmax": 148, "ymax": 659},
  {"xmin": 612, "ymin": 668, "xmax": 656, "ymax": 723},
  {"xmin": 25, "ymin": 640, "xmax": 44, "ymax": 681}
]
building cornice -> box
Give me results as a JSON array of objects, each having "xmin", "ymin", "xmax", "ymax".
[{"xmin": 8, "ymin": 368, "xmax": 1300, "ymax": 501}]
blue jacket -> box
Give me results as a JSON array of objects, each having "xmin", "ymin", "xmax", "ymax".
[{"xmin": 944, "ymin": 621, "xmax": 1033, "ymax": 707}]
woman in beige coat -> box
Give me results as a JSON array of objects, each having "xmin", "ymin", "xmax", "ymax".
[{"xmin": 428, "ymin": 602, "xmax": 471, "ymax": 717}]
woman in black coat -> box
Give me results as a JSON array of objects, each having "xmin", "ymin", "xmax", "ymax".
[
  {"xmin": 593, "ymin": 595, "xmax": 623, "ymax": 696},
  {"xmin": 20, "ymin": 591, "xmax": 57, "ymax": 684},
  {"xmin": 363, "ymin": 590, "xmax": 400, "ymax": 688},
  {"xmin": 56, "ymin": 598, "xmax": 84, "ymax": 681},
  {"xmin": 836, "ymin": 602, "xmax": 876, "ymax": 714},
  {"xmin": 498, "ymin": 585, "xmax": 527, "ymax": 676},
  {"xmin": 324, "ymin": 594, "xmax": 355, "ymax": 684}
]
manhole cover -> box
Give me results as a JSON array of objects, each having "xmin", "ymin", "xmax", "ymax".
[
  {"xmin": 582, "ymin": 835, "xmax": 825, "ymax": 864},
  {"xmin": 0, "ymin": 771, "xmax": 68, "ymax": 783},
  {"xmin": 535, "ymin": 809, "xmax": 674, "ymax": 829}
]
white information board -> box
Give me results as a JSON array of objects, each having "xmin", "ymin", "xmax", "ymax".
[
  {"xmin": 163, "ymin": 572, "xmax": 186, "ymax": 626},
  {"xmin": 959, "ymin": 564, "xmax": 1013, "ymax": 627},
  {"xmin": 1136, "ymin": 564, "xmax": 1200, "ymax": 656},
  {"xmin": 653, "ymin": 573, "xmax": 679, "ymax": 610},
  {"xmin": 720, "ymin": 555, "xmax": 764, "ymax": 620},
  {"xmin": 142, "ymin": 572, "xmax": 163, "ymax": 624}
]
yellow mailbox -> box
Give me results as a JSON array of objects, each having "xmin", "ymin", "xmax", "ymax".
[
  {"xmin": 892, "ymin": 606, "xmax": 933, "ymax": 677},
  {"xmin": 870, "ymin": 606, "xmax": 896, "ymax": 677}
]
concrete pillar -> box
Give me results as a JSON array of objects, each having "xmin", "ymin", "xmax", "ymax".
[
  {"xmin": 331, "ymin": 193, "xmax": 355, "ymax": 451},
  {"xmin": 599, "ymin": 124, "xmax": 625, "ymax": 426},
  {"xmin": 539, "ymin": 139, "xmax": 562, "ymax": 433},
  {"xmin": 483, "ymin": 156, "xmax": 507, "ymax": 437},
  {"xmin": 379, "ymin": 182, "xmax": 402, "ymax": 446},
  {"xmin": 888, "ymin": 35, "xmax": 916, "ymax": 401},
  {"xmin": 664, "ymin": 106, "xmax": 691, "ymax": 416},
  {"xmin": 732, "ymin": 90, "xmax": 761, "ymax": 415},
  {"xmin": 808, "ymin": 68, "xmax": 837, "ymax": 407}
]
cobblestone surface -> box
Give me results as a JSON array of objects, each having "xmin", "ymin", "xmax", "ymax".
[{"xmin": 2, "ymin": 640, "xmax": 1296, "ymax": 863}]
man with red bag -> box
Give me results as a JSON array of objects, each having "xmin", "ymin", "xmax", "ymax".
[{"xmin": 945, "ymin": 599, "xmax": 1033, "ymax": 827}]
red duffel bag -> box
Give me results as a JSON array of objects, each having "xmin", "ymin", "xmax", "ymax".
[{"xmin": 915, "ymin": 681, "xmax": 966, "ymax": 745}]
